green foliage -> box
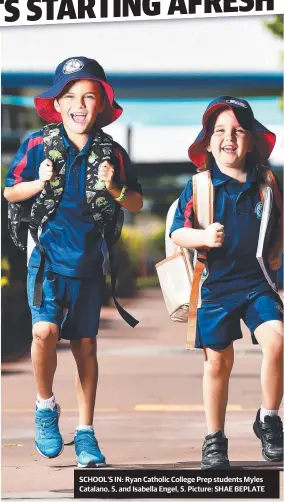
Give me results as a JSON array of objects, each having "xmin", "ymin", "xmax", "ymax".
[
  {"xmin": 147, "ymin": 225, "xmax": 166, "ymax": 259},
  {"xmin": 1, "ymin": 257, "xmax": 10, "ymax": 287},
  {"xmin": 265, "ymin": 15, "xmax": 284, "ymax": 111},
  {"xmin": 266, "ymin": 15, "xmax": 283, "ymax": 39},
  {"xmin": 121, "ymin": 225, "xmax": 145, "ymax": 269}
]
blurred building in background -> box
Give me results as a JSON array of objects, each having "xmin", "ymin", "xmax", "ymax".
[{"xmin": 2, "ymin": 17, "xmax": 283, "ymax": 193}]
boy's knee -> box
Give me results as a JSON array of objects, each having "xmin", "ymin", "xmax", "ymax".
[
  {"xmin": 32, "ymin": 322, "xmax": 58, "ymax": 346},
  {"xmin": 71, "ymin": 338, "xmax": 97, "ymax": 357}
]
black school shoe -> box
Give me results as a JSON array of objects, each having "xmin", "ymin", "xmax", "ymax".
[
  {"xmin": 201, "ymin": 430, "xmax": 230, "ymax": 470},
  {"xmin": 253, "ymin": 409, "xmax": 283, "ymax": 462}
]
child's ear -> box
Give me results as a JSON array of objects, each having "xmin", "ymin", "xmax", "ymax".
[{"xmin": 54, "ymin": 99, "xmax": 60, "ymax": 113}]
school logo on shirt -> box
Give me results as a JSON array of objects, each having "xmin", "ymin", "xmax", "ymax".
[
  {"xmin": 254, "ymin": 201, "xmax": 263, "ymax": 219},
  {"xmin": 63, "ymin": 59, "xmax": 84, "ymax": 74}
]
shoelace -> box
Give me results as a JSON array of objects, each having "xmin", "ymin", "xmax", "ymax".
[
  {"xmin": 75, "ymin": 432, "xmax": 99, "ymax": 453},
  {"xmin": 36, "ymin": 415, "xmax": 58, "ymax": 439}
]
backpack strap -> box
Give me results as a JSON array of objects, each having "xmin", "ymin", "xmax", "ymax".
[
  {"xmin": 29, "ymin": 125, "xmax": 67, "ymax": 306},
  {"xmin": 260, "ymin": 169, "xmax": 283, "ymax": 271},
  {"xmin": 187, "ymin": 170, "xmax": 214, "ymax": 350}
]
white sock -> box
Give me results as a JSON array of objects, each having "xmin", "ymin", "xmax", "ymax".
[
  {"xmin": 76, "ymin": 425, "xmax": 94, "ymax": 432},
  {"xmin": 36, "ymin": 394, "xmax": 56, "ymax": 411},
  {"xmin": 260, "ymin": 405, "xmax": 278, "ymax": 422}
]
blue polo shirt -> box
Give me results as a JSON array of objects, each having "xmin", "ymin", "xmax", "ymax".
[
  {"xmin": 6, "ymin": 127, "xmax": 142, "ymax": 278},
  {"xmin": 170, "ymin": 162, "xmax": 275, "ymax": 301}
]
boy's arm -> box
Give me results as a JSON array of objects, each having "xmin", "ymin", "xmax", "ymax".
[
  {"xmin": 4, "ymin": 180, "xmax": 45, "ymax": 202},
  {"xmin": 107, "ymin": 184, "xmax": 143, "ymax": 212},
  {"xmin": 99, "ymin": 144, "xmax": 143, "ymax": 212},
  {"xmin": 3, "ymin": 132, "xmax": 46, "ymax": 203}
]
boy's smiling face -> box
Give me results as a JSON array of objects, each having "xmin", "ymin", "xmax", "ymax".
[
  {"xmin": 207, "ymin": 109, "xmax": 253, "ymax": 171},
  {"xmin": 54, "ymin": 79, "xmax": 104, "ymax": 137}
]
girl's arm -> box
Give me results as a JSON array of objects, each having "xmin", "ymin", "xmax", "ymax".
[{"xmin": 172, "ymin": 223, "xmax": 225, "ymax": 250}]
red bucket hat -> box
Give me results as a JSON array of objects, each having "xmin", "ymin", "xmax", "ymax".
[
  {"xmin": 34, "ymin": 57, "xmax": 122, "ymax": 129},
  {"xmin": 188, "ymin": 96, "xmax": 276, "ymax": 169}
]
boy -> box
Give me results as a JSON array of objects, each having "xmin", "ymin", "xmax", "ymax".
[
  {"xmin": 170, "ymin": 96, "xmax": 283, "ymax": 469},
  {"xmin": 4, "ymin": 57, "xmax": 143, "ymax": 467}
]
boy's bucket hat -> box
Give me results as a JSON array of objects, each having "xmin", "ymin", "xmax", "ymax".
[
  {"xmin": 34, "ymin": 57, "xmax": 122, "ymax": 128},
  {"xmin": 188, "ymin": 96, "xmax": 276, "ymax": 168}
]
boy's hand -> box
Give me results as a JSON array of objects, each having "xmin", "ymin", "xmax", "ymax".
[
  {"xmin": 98, "ymin": 161, "xmax": 115, "ymax": 190},
  {"xmin": 39, "ymin": 160, "xmax": 55, "ymax": 188},
  {"xmin": 204, "ymin": 223, "xmax": 225, "ymax": 248}
]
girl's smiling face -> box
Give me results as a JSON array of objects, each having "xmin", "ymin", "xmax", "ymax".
[{"xmin": 207, "ymin": 109, "xmax": 253, "ymax": 171}]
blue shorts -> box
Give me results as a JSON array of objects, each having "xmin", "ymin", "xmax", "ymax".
[
  {"xmin": 27, "ymin": 266, "xmax": 105, "ymax": 340},
  {"xmin": 196, "ymin": 290, "xmax": 283, "ymax": 351}
]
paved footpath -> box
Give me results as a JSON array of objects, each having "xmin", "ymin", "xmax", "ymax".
[{"xmin": 2, "ymin": 289, "xmax": 283, "ymax": 500}]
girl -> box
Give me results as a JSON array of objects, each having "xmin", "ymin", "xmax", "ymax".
[{"xmin": 170, "ymin": 96, "xmax": 283, "ymax": 469}]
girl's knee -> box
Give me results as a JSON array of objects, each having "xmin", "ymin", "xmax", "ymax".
[
  {"xmin": 264, "ymin": 336, "xmax": 283, "ymax": 361},
  {"xmin": 204, "ymin": 358, "xmax": 232, "ymax": 378},
  {"xmin": 204, "ymin": 346, "xmax": 234, "ymax": 377}
]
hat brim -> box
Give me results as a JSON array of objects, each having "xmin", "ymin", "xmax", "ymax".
[
  {"xmin": 34, "ymin": 76, "xmax": 122, "ymax": 128},
  {"xmin": 188, "ymin": 103, "xmax": 276, "ymax": 168}
]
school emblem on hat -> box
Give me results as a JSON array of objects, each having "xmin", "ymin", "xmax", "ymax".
[
  {"xmin": 254, "ymin": 201, "xmax": 263, "ymax": 219},
  {"xmin": 226, "ymin": 99, "xmax": 248, "ymax": 108},
  {"xmin": 63, "ymin": 58, "xmax": 84, "ymax": 74}
]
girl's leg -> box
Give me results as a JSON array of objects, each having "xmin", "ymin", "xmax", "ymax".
[
  {"xmin": 203, "ymin": 343, "xmax": 234, "ymax": 434},
  {"xmin": 254, "ymin": 320, "xmax": 283, "ymax": 410},
  {"xmin": 253, "ymin": 320, "xmax": 283, "ymax": 462}
]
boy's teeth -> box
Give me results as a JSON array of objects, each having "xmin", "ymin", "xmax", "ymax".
[{"xmin": 72, "ymin": 114, "xmax": 86, "ymax": 124}]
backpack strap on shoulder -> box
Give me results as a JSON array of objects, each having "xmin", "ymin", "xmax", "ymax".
[
  {"xmin": 29, "ymin": 124, "xmax": 66, "ymax": 306},
  {"xmin": 187, "ymin": 170, "xmax": 214, "ymax": 350}
]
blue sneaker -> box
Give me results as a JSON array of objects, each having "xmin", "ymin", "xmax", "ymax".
[
  {"xmin": 35, "ymin": 404, "xmax": 63, "ymax": 458},
  {"xmin": 74, "ymin": 429, "xmax": 106, "ymax": 467}
]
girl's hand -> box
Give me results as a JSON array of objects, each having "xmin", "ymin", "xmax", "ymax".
[{"xmin": 204, "ymin": 222, "xmax": 225, "ymax": 248}]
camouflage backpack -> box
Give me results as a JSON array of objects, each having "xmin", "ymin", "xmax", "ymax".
[{"xmin": 8, "ymin": 124, "xmax": 138, "ymax": 328}]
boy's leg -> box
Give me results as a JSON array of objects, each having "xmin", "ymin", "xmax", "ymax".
[
  {"xmin": 70, "ymin": 337, "xmax": 105, "ymax": 467},
  {"xmin": 203, "ymin": 343, "xmax": 234, "ymax": 434},
  {"xmin": 27, "ymin": 268, "xmax": 66, "ymax": 459},
  {"xmin": 70, "ymin": 337, "xmax": 98, "ymax": 425},
  {"xmin": 64, "ymin": 274, "xmax": 106, "ymax": 467},
  {"xmin": 31, "ymin": 321, "xmax": 59, "ymax": 398},
  {"xmin": 31, "ymin": 321, "xmax": 63, "ymax": 459}
]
